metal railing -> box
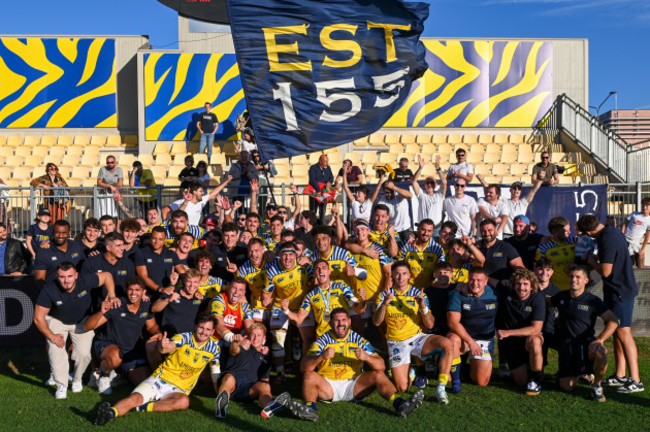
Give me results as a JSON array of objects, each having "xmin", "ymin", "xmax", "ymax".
[
  {"xmin": 2, "ymin": 182, "xmax": 650, "ymax": 241},
  {"xmin": 535, "ymin": 93, "xmax": 630, "ymax": 181}
]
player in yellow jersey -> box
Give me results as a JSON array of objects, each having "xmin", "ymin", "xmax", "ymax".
[
  {"xmin": 345, "ymin": 220, "xmax": 393, "ymax": 334},
  {"xmin": 446, "ymin": 238, "xmax": 485, "ymax": 285},
  {"xmin": 264, "ymin": 242, "xmax": 314, "ymax": 382},
  {"xmin": 346, "ymin": 203, "xmax": 399, "ymax": 259},
  {"xmin": 398, "ymin": 219, "xmax": 444, "ymax": 289},
  {"xmin": 195, "ymin": 249, "xmax": 225, "ymax": 298},
  {"xmin": 94, "ymin": 314, "xmax": 221, "ymax": 425},
  {"xmin": 261, "ymin": 216, "xmax": 284, "ymax": 252},
  {"xmin": 535, "ymin": 216, "xmax": 578, "ymax": 290},
  {"xmin": 238, "ymin": 238, "xmax": 272, "ymax": 323},
  {"xmin": 284, "ymin": 259, "xmax": 364, "ymax": 337},
  {"xmin": 311, "ymin": 225, "xmax": 367, "ymax": 285},
  {"xmin": 296, "ymin": 308, "xmax": 424, "ymax": 421},
  {"xmin": 373, "ymin": 261, "xmax": 453, "ymax": 404}
]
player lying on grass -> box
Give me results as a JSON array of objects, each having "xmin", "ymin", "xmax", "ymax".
[
  {"xmin": 297, "ymin": 308, "xmax": 425, "ymax": 422},
  {"xmin": 95, "ymin": 313, "xmax": 221, "ymax": 425},
  {"xmin": 214, "ymin": 322, "xmax": 310, "ymax": 420}
]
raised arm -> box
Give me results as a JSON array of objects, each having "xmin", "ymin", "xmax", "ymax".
[
  {"xmin": 411, "ymin": 154, "xmax": 425, "ymax": 195},
  {"xmin": 208, "ymin": 175, "xmax": 233, "ymax": 200},
  {"xmin": 525, "ymin": 179, "xmax": 543, "ymax": 203}
]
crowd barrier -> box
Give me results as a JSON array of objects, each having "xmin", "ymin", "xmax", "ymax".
[
  {"xmin": 2, "ymin": 271, "xmax": 650, "ymax": 347},
  {"xmin": 1, "ymin": 182, "xmax": 649, "ymax": 241}
]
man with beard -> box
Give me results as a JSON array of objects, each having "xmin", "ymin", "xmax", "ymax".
[
  {"xmin": 94, "ymin": 314, "xmax": 221, "ymax": 425},
  {"xmin": 34, "ymin": 220, "xmax": 86, "ymax": 282},
  {"xmin": 346, "ymin": 203, "xmax": 399, "ymax": 259},
  {"xmin": 398, "ymin": 219, "xmax": 444, "ymax": 289},
  {"xmin": 210, "ymin": 277, "xmax": 254, "ymax": 345},
  {"xmin": 503, "ymin": 180, "xmax": 542, "ymax": 238},
  {"xmin": 170, "ymin": 232, "xmax": 194, "ymax": 267},
  {"xmin": 495, "ymin": 269, "xmax": 546, "ymax": 395},
  {"xmin": 83, "ymin": 232, "xmax": 135, "ymax": 303},
  {"xmin": 505, "ymin": 215, "xmax": 544, "ymax": 269},
  {"xmin": 311, "ymin": 225, "xmax": 366, "ymax": 286},
  {"xmin": 210, "ymin": 222, "xmax": 248, "ymax": 282},
  {"xmin": 443, "ymin": 179, "xmax": 478, "ymax": 239},
  {"xmin": 477, "ymin": 219, "xmax": 523, "ymax": 288},
  {"xmin": 299, "ymin": 308, "xmax": 425, "ymax": 421},
  {"xmin": 445, "ymin": 237, "xmax": 485, "ymax": 285},
  {"xmin": 238, "ymin": 238, "xmax": 273, "ymax": 323},
  {"xmin": 164, "ymin": 210, "xmax": 204, "ymax": 250},
  {"xmin": 476, "ymin": 183, "xmax": 509, "ymax": 240},
  {"xmin": 371, "ymin": 171, "xmax": 413, "ymax": 239}
]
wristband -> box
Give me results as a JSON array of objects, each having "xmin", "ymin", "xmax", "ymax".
[
  {"xmin": 282, "ymin": 308, "xmax": 290, "ymax": 315},
  {"xmin": 223, "ymin": 332, "xmax": 235, "ymax": 343},
  {"xmin": 421, "ymin": 307, "xmax": 430, "ymax": 315}
]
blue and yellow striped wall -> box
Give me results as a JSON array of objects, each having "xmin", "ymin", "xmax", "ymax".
[
  {"xmin": 143, "ymin": 40, "xmax": 552, "ymax": 140},
  {"xmin": 385, "ymin": 40, "xmax": 553, "ymax": 127},
  {"xmin": 144, "ymin": 53, "xmax": 246, "ymax": 141},
  {"xmin": 0, "ymin": 37, "xmax": 117, "ymax": 128}
]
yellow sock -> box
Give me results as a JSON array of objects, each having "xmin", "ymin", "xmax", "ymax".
[
  {"xmin": 389, "ymin": 394, "xmax": 399, "ymax": 404},
  {"xmin": 438, "ymin": 374, "xmax": 449, "ymax": 385},
  {"xmin": 111, "ymin": 407, "xmax": 119, "ymax": 418},
  {"xmin": 452, "ymin": 357, "xmax": 461, "ymax": 365},
  {"xmin": 146, "ymin": 403, "xmax": 155, "ymax": 412}
]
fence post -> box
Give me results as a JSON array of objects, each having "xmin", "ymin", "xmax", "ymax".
[
  {"xmin": 93, "ymin": 186, "xmax": 99, "ymax": 217},
  {"xmin": 637, "ymin": 182, "xmax": 642, "ymax": 210},
  {"xmin": 156, "ymin": 184, "xmax": 163, "ymax": 213},
  {"xmin": 29, "ymin": 186, "xmax": 36, "ymax": 222}
]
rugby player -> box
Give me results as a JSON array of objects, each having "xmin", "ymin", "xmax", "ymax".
[
  {"xmin": 398, "ymin": 218, "xmax": 444, "ymax": 289},
  {"xmin": 237, "ymin": 237, "xmax": 272, "ymax": 323}
]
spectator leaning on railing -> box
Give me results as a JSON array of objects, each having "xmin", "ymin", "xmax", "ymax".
[{"xmin": 31, "ymin": 162, "xmax": 70, "ymax": 222}]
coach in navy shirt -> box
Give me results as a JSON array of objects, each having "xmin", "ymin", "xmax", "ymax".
[
  {"xmin": 33, "ymin": 263, "xmax": 118, "ymax": 399},
  {"xmin": 34, "ymin": 220, "xmax": 86, "ymax": 282},
  {"xmin": 577, "ymin": 214, "xmax": 644, "ymax": 393},
  {"xmin": 308, "ymin": 154, "xmax": 333, "ymax": 223}
]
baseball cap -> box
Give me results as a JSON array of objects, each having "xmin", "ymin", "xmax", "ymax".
[
  {"xmin": 353, "ymin": 219, "xmax": 370, "ymax": 229},
  {"xmin": 37, "ymin": 208, "xmax": 51, "ymax": 216},
  {"xmin": 267, "ymin": 202, "xmax": 279, "ymax": 210},
  {"xmin": 205, "ymin": 216, "xmax": 218, "ymax": 226},
  {"xmin": 513, "ymin": 215, "xmax": 530, "ymax": 225},
  {"xmin": 511, "ymin": 181, "xmax": 523, "ymax": 188}
]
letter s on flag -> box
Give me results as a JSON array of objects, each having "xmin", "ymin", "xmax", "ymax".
[{"xmin": 225, "ymin": 0, "xmax": 430, "ymax": 160}]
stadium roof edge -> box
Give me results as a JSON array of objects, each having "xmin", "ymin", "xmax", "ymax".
[{"xmin": 0, "ymin": 34, "xmax": 150, "ymax": 39}]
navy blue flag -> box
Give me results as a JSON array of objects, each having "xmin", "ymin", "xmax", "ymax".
[{"xmin": 225, "ymin": 0, "xmax": 429, "ymax": 160}]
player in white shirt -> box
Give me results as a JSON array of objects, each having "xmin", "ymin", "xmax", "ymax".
[
  {"xmin": 412, "ymin": 154, "xmax": 447, "ymax": 226},
  {"xmin": 621, "ymin": 197, "xmax": 650, "ymax": 267},
  {"xmin": 446, "ymin": 148, "xmax": 474, "ymax": 186},
  {"xmin": 164, "ymin": 176, "xmax": 232, "ymax": 225},
  {"xmin": 443, "ymin": 179, "xmax": 478, "ymax": 238},
  {"xmin": 371, "ymin": 171, "xmax": 413, "ymax": 237}
]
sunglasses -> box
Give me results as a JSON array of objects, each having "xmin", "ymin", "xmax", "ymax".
[
  {"xmin": 456, "ymin": 184, "xmax": 466, "ymax": 188},
  {"xmin": 542, "ymin": 156, "xmax": 550, "ymax": 159},
  {"xmin": 238, "ymin": 217, "xmax": 246, "ymax": 221},
  {"xmin": 278, "ymin": 211, "xmax": 287, "ymax": 214}
]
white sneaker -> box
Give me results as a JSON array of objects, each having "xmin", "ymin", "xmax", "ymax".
[
  {"xmin": 110, "ymin": 370, "xmax": 127, "ymax": 387},
  {"xmin": 55, "ymin": 384, "xmax": 67, "ymax": 399},
  {"xmin": 88, "ymin": 370, "xmax": 100, "ymax": 389},
  {"xmin": 71, "ymin": 381, "xmax": 83, "ymax": 393},
  {"xmin": 98, "ymin": 376, "xmax": 112, "ymax": 395},
  {"xmin": 45, "ymin": 374, "xmax": 56, "ymax": 387}
]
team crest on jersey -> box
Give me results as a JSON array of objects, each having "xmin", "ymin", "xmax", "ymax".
[
  {"xmin": 164, "ymin": 258, "xmax": 173, "ymax": 263},
  {"xmin": 578, "ymin": 305, "xmax": 590, "ymax": 312},
  {"xmin": 202, "ymin": 355, "xmax": 211, "ymax": 362},
  {"xmin": 278, "ymin": 277, "xmax": 285, "ymax": 283},
  {"xmin": 332, "ymin": 264, "xmax": 341, "ymax": 270},
  {"xmin": 406, "ymin": 300, "xmax": 416, "ymax": 306},
  {"xmin": 485, "ymin": 303, "xmax": 496, "ymax": 310},
  {"xmin": 120, "ymin": 313, "xmax": 126, "ymax": 317},
  {"xmin": 493, "ymin": 252, "xmax": 503, "ymax": 257},
  {"xmin": 331, "ymin": 292, "xmax": 340, "ymax": 298},
  {"xmin": 462, "ymin": 304, "xmax": 471, "ymax": 310},
  {"xmin": 524, "ymin": 306, "xmax": 532, "ymax": 312},
  {"xmin": 185, "ymin": 348, "xmax": 191, "ymax": 356},
  {"xmin": 51, "ymin": 257, "xmax": 57, "ymax": 261},
  {"xmin": 193, "ymin": 353, "xmax": 200, "ymax": 363},
  {"xmin": 118, "ymin": 270, "xmax": 127, "ymax": 276},
  {"xmin": 289, "ymin": 274, "xmax": 294, "ymax": 280},
  {"xmin": 147, "ymin": 258, "xmax": 153, "ymax": 263},
  {"xmin": 427, "ymin": 256, "xmax": 434, "ymax": 261},
  {"xmin": 313, "ymin": 297, "xmax": 321, "ymax": 303},
  {"xmin": 77, "ymin": 290, "xmax": 87, "ymax": 297},
  {"xmin": 56, "ymin": 300, "xmax": 63, "ymax": 305},
  {"xmin": 140, "ymin": 312, "xmax": 149, "ymax": 318},
  {"xmin": 550, "ymin": 251, "xmax": 559, "ymax": 257},
  {"xmin": 72, "ymin": 253, "xmax": 79, "ymax": 258}
]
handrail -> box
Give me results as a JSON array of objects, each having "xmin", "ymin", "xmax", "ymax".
[{"xmin": 534, "ymin": 93, "xmax": 629, "ymax": 182}]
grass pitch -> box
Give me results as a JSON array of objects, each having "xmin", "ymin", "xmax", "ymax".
[{"xmin": 2, "ymin": 339, "xmax": 649, "ymax": 432}]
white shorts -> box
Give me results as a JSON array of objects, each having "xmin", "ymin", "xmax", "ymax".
[
  {"xmin": 628, "ymin": 239, "xmax": 643, "ymax": 255},
  {"xmin": 270, "ymin": 307, "xmax": 315, "ymax": 330},
  {"xmin": 465, "ymin": 339, "xmax": 494, "ymax": 361},
  {"xmin": 387, "ymin": 333, "xmax": 431, "ymax": 368},
  {"xmin": 252, "ymin": 308, "xmax": 271, "ymax": 323},
  {"xmin": 133, "ymin": 377, "xmax": 184, "ymax": 403},
  {"xmin": 350, "ymin": 302, "xmax": 376, "ymax": 319},
  {"xmin": 324, "ymin": 376, "xmax": 361, "ymax": 402}
]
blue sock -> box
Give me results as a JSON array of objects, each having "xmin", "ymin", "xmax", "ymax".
[{"xmin": 308, "ymin": 402, "xmax": 317, "ymax": 411}]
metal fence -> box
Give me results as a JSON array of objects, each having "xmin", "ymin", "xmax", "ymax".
[{"xmin": 2, "ymin": 182, "xmax": 650, "ymax": 240}]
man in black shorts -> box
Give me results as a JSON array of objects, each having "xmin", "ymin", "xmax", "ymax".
[
  {"xmin": 495, "ymin": 268, "xmax": 546, "ymax": 395},
  {"xmin": 577, "ymin": 214, "xmax": 644, "ymax": 393},
  {"xmin": 214, "ymin": 322, "xmax": 307, "ymax": 420},
  {"xmin": 551, "ymin": 266, "xmax": 619, "ymax": 402}
]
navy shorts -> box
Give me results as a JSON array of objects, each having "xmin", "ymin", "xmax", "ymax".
[
  {"xmin": 94, "ymin": 340, "xmax": 148, "ymax": 375},
  {"xmin": 557, "ymin": 338, "xmax": 595, "ymax": 379},
  {"xmin": 230, "ymin": 375, "xmax": 256, "ymax": 402},
  {"xmin": 607, "ymin": 298, "xmax": 634, "ymax": 328},
  {"xmin": 502, "ymin": 337, "xmax": 528, "ymax": 370}
]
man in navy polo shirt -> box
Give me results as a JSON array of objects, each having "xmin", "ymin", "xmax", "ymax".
[
  {"xmin": 33, "ymin": 262, "xmax": 119, "ymax": 399},
  {"xmin": 477, "ymin": 219, "xmax": 524, "ymax": 288},
  {"xmin": 447, "ymin": 266, "xmax": 498, "ymax": 391},
  {"xmin": 83, "ymin": 232, "xmax": 135, "ymax": 306},
  {"xmin": 84, "ymin": 276, "xmax": 160, "ymax": 395},
  {"xmin": 135, "ymin": 226, "xmax": 183, "ymax": 298},
  {"xmin": 210, "ymin": 222, "xmax": 248, "ymax": 282},
  {"xmin": 34, "ymin": 220, "xmax": 86, "ymax": 282},
  {"xmin": 551, "ymin": 266, "xmax": 619, "ymax": 402},
  {"xmin": 577, "ymin": 214, "xmax": 644, "ymax": 393}
]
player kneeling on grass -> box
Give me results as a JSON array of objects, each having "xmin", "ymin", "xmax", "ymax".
[
  {"xmin": 215, "ymin": 322, "xmax": 307, "ymax": 419},
  {"xmin": 94, "ymin": 313, "xmax": 221, "ymax": 425},
  {"xmin": 299, "ymin": 308, "xmax": 424, "ymax": 421},
  {"xmin": 551, "ymin": 266, "xmax": 619, "ymax": 402},
  {"xmin": 495, "ymin": 268, "xmax": 546, "ymax": 395},
  {"xmin": 447, "ymin": 266, "xmax": 498, "ymax": 390},
  {"xmin": 373, "ymin": 261, "xmax": 453, "ymax": 405}
]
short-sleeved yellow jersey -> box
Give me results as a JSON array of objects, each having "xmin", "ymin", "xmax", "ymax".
[
  {"xmin": 308, "ymin": 329, "xmax": 376, "ymax": 381},
  {"xmin": 398, "ymin": 239, "xmax": 444, "ymax": 289},
  {"xmin": 152, "ymin": 332, "xmax": 220, "ymax": 394},
  {"xmin": 351, "ymin": 242, "xmax": 393, "ymax": 302},
  {"xmin": 198, "ymin": 276, "xmax": 225, "ymax": 299},
  {"xmin": 375, "ymin": 286, "xmax": 429, "ymax": 342},
  {"xmin": 535, "ymin": 237, "xmax": 578, "ymax": 290},
  {"xmin": 312, "ymin": 246, "xmax": 359, "ymax": 286},
  {"xmin": 300, "ymin": 282, "xmax": 359, "ymax": 336},
  {"xmin": 265, "ymin": 261, "xmax": 312, "ymax": 310},
  {"xmin": 238, "ymin": 259, "xmax": 271, "ymax": 310}
]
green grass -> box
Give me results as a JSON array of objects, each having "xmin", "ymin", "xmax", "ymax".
[{"xmin": 2, "ymin": 339, "xmax": 650, "ymax": 431}]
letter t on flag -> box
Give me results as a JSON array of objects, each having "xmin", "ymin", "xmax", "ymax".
[{"xmin": 225, "ymin": 0, "xmax": 430, "ymax": 160}]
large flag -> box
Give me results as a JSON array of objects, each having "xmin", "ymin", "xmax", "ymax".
[{"xmin": 225, "ymin": 0, "xmax": 429, "ymax": 160}]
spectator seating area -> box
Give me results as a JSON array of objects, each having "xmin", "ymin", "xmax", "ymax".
[{"xmin": 0, "ymin": 132, "xmax": 604, "ymax": 189}]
